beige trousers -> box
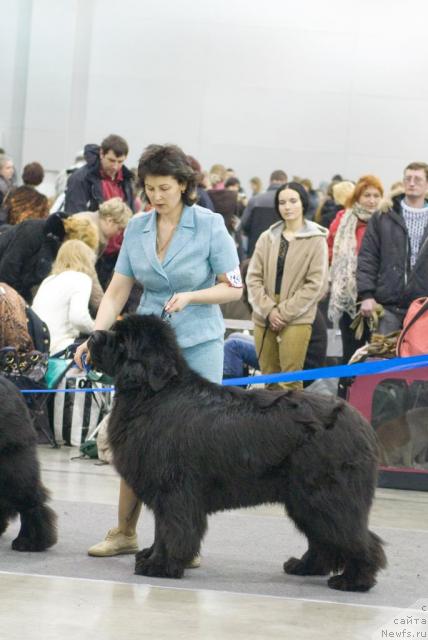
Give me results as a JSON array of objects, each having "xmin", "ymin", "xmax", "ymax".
[{"xmin": 253, "ymin": 323, "xmax": 312, "ymax": 390}]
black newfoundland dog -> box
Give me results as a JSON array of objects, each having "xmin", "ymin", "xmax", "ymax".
[
  {"xmin": 0, "ymin": 376, "xmax": 57, "ymax": 551},
  {"xmin": 88, "ymin": 314, "xmax": 386, "ymax": 591}
]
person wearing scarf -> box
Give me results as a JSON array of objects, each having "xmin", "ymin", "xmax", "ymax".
[{"xmin": 328, "ymin": 175, "xmax": 384, "ymax": 364}]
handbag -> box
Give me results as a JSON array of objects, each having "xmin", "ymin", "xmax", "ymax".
[
  {"xmin": 396, "ymin": 297, "xmax": 428, "ymax": 357},
  {"xmin": 53, "ymin": 368, "xmax": 114, "ymax": 446}
]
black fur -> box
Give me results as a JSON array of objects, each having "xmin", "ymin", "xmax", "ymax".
[
  {"xmin": 0, "ymin": 376, "xmax": 57, "ymax": 551},
  {"xmin": 88, "ymin": 314, "xmax": 386, "ymax": 591}
]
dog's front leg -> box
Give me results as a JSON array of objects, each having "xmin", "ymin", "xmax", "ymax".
[
  {"xmin": 135, "ymin": 512, "xmax": 184, "ymax": 579},
  {"xmin": 135, "ymin": 495, "xmax": 206, "ymax": 579},
  {"xmin": 135, "ymin": 518, "xmax": 163, "ymax": 573}
]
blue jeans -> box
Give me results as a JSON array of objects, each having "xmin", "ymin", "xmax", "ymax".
[{"xmin": 223, "ymin": 333, "xmax": 259, "ymax": 378}]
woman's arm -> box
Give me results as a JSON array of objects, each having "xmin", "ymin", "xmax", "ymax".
[
  {"xmin": 246, "ymin": 234, "xmax": 277, "ymax": 320},
  {"xmin": 165, "ymin": 277, "xmax": 242, "ymax": 313},
  {"xmin": 74, "ymin": 272, "xmax": 135, "ymax": 368},
  {"xmin": 69, "ymin": 276, "xmax": 96, "ymax": 334},
  {"xmin": 93, "ymin": 272, "xmax": 135, "ymax": 330},
  {"xmin": 88, "ymin": 273, "xmax": 104, "ymax": 317}
]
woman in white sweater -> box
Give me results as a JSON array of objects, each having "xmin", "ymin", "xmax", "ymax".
[{"xmin": 32, "ymin": 240, "xmax": 96, "ymax": 355}]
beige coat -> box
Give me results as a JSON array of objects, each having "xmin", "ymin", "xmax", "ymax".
[{"xmin": 246, "ymin": 219, "xmax": 328, "ymax": 327}]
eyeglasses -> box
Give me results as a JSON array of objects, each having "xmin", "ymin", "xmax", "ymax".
[{"xmin": 403, "ymin": 176, "xmax": 426, "ymax": 185}]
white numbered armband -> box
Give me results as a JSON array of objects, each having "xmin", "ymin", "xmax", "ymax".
[{"xmin": 225, "ymin": 266, "xmax": 243, "ymax": 288}]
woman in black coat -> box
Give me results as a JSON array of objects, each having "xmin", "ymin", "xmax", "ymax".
[{"xmin": 0, "ymin": 214, "xmax": 99, "ymax": 303}]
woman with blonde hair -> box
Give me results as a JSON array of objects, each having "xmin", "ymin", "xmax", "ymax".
[
  {"xmin": 316, "ymin": 180, "xmax": 355, "ymax": 229},
  {"xmin": 32, "ymin": 240, "xmax": 97, "ymax": 355},
  {"xmin": 74, "ymin": 197, "xmax": 132, "ymax": 253},
  {"xmin": 328, "ymin": 175, "xmax": 384, "ymax": 363},
  {"xmin": 74, "ymin": 197, "xmax": 133, "ymax": 289},
  {"xmin": 249, "ymin": 176, "xmax": 263, "ymax": 196}
]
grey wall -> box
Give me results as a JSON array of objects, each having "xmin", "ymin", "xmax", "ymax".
[{"xmin": 1, "ymin": 0, "xmax": 428, "ymax": 193}]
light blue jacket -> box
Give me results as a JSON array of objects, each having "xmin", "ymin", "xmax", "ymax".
[{"xmin": 115, "ymin": 204, "xmax": 239, "ymax": 348}]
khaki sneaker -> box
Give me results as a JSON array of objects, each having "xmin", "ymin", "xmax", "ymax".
[{"xmin": 88, "ymin": 527, "xmax": 139, "ymax": 557}]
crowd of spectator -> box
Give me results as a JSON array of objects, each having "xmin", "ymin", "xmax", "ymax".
[{"xmin": 1, "ymin": 136, "xmax": 428, "ymax": 393}]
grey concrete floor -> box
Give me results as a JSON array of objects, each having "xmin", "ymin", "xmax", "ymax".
[{"xmin": 0, "ymin": 445, "xmax": 427, "ymax": 640}]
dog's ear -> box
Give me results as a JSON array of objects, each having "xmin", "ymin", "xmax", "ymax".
[
  {"xmin": 144, "ymin": 352, "xmax": 178, "ymax": 392},
  {"xmin": 120, "ymin": 360, "xmax": 146, "ymax": 389}
]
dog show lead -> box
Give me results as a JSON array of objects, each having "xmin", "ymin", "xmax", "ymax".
[{"xmin": 74, "ymin": 143, "xmax": 242, "ymax": 562}]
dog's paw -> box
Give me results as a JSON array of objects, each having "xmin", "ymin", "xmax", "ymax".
[
  {"xmin": 137, "ymin": 545, "xmax": 154, "ymax": 561},
  {"xmin": 283, "ymin": 556, "xmax": 330, "ymax": 576},
  {"xmin": 327, "ymin": 573, "xmax": 375, "ymax": 592},
  {"xmin": 12, "ymin": 536, "xmax": 46, "ymax": 552},
  {"xmin": 134, "ymin": 555, "xmax": 184, "ymax": 579}
]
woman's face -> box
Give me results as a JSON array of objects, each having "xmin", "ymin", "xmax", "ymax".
[
  {"xmin": 358, "ymin": 187, "xmax": 382, "ymax": 213},
  {"xmin": 144, "ymin": 175, "xmax": 185, "ymax": 216},
  {"xmin": 277, "ymin": 188, "xmax": 304, "ymax": 224},
  {"xmin": 0, "ymin": 160, "xmax": 14, "ymax": 182}
]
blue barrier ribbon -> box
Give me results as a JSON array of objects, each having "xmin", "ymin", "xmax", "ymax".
[
  {"xmin": 222, "ymin": 354, "xmax": 428, "ymax": 386},
  {"xmin": 18, "ymin": 353, "xmax": 428, "ymax": 394},
  {"xmin": 21, "ymin": 387, "xmax": 115, "ymax": 395}
]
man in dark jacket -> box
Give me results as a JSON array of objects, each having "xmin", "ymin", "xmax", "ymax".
[
  {"xmin": 357, "ymin": 162, "xmax": 428, "ymax": 333},
  {"xmin": 64, "ymin": 134, "xmax": 135, "ymax": 289},
  {"xmin": 64, "ymin": 134, "xmax": 134, "ymax": 214},
  {"xmin": 240, "ymin": 169, "xmax": 287, "ymax": 258}
]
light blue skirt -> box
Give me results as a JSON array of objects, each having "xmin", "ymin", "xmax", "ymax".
[{"xmin": 182, "ymin": 338, "xmax": 224, "ymax": 383}]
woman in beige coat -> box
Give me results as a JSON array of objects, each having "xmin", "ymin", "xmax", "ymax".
[{"xmin": 246, "ymin": 182, "xmax": 328, "ymax": 390}]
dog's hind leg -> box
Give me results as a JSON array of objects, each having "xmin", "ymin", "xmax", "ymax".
[
  {"xmin": 135, "ymin": 493, "xmax": 207, "ymax": 579},
  {"xmin": 327, "ymin": 531, "xmax": 387, "ymax": 592},
  {"xmin": 283, "ymin": 540, "xmax": 336, "ymax": 577},
  {"xmin": 283, "ymin": 480, "xmax": 386, "ymax": 591}
]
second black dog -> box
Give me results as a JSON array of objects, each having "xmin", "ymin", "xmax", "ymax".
[
  {"xmin": 0, "ymin": 376, "xmax": 57, "ymax": 551},
  {"xmin": 89, "ymin": 314, "xmax": 386, "ymax": 591}
]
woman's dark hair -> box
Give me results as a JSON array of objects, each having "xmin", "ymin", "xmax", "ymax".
[
  {"xmin": 224, "ymin": 176, "xmax": 240, "ymax": 189},
  {"xmin": 22, "ymin": 162, "xmax": 44, "ymax": 186},
  {"xmin": 274, "ymin": 181, "xmax": 309, "ymax": 217},
  {"xmin": 138, "ymin": 144, "xmax": 198, "ymax": 205},
  {"xmin": 186, "ymin": 154, "xmax": 205, "ymax": 187}
]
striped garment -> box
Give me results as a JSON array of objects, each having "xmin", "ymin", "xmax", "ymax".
[{"xmin": 401, "ymin": 201, "xmax": 428, "ymax": 268}]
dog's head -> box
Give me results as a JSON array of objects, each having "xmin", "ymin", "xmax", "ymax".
[{"xmin": 88, "ymin": 314, "xmax": 182, "ymax": 393}]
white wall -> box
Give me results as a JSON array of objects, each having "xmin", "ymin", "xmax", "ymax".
[
  {"xmin": 0, "ymin": 0, "xmax": 32, "ymax": 166},
  {"xmin": 2, "ymin": 0, "xmax": 428, "ymax": 192}
]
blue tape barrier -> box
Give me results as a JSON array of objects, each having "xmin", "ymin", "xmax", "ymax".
[
  {"xmin": 18, "ymin": 353, "xmax": 428, "ymax": 394},
  {"xmin": 222, "ymin": 354, "xmax": 428, "ymax": 387},
  {"xmin": 21, "ymin": 387, "xmax": 115, "ymax": 395}
]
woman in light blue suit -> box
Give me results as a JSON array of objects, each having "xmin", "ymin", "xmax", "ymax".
[{"xmin": 75, "ymin": 144, "xmax": 242, "ymax": 560}]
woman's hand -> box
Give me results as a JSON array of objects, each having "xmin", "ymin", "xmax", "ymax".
[
  {"xmin": 164, "ymin": 292, "xmax": 193, "ymax": 313},
  {"xmin": 360, "ymin": 298, "xmax": 377, "ymax": 318},
  {"xmin": 74, "ymin": 340, "xmax": 90, "ymax": 370},
  {"xmin": 268, "ymin": 307, "xmax": 286, "ymax": 332}
]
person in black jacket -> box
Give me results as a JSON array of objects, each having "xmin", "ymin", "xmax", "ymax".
[
  {"xmin": 357, "ymin": 162, "xmax": 428, "ymax": 333},
  {"xmin": 64, "ymin": 134, "xmax": 134, "ymax": 214},
  {"xmin": 240, "ymin": 169, "xmax": 287, "ymax": 257},
  {"xmin": 64, "ymin": 134, "xmax": 135, "ymax": 289},
  {"xmin": 0, "ymin": 214, "xmax": 99, "ymax": 303}
]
